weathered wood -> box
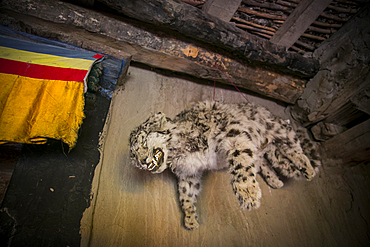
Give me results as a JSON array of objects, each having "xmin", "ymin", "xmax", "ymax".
[
  {"xmin": 276, "ymin": 0, "xmax": 298, "ymax": 8},
  {"xmin": 301, "ymin": 71, "xmax": 369, "ymax": 125},
  {"xmin": 242, "ymin": 0, "xmax": 292, "ymax": 13},
  {"xmin": 307, "ymin": 25, "xmax": 336, "ymax": 34},
  {"xmin": 327, "ymin": 4, "xmax": 358, "ymax": 13},
  {"xmin": 311, "ymin": 122, "xmax": 347, "ymax": 141},
  {"xmin": 292, "ymin": 3, "xmax": 370, "ymax": 125},
  {"xmin": 232, "ymin": 17, "xmax": 276, "ymax": 32},
  {"xmin": 251, "ymin": 31, "xmax": 273, "ymax": 40},
  {"xmin": 181, "ymin": 0, "xmax": 204, "ymax": 7},
  {"xmin": 235, "ymin": 24, "xmax": 275, "ymax": 36},
  {"xmin": 311, "ymin": 21, "xmax": 342, "ymax": 28},
  {"xmin": 237, "ymin": 7, "xmax": 288, "ymax": 20},
  {"xmin": 285, "ymin": 0, "xmax": 300, "ymax": 4},
  {"xmin": 351, "ymin": 87, "xmax": 370, "ymax": 116},
  {"xmin": 202, "ymin": 0, "xmax": 242, "ymax": 22},
  {"xmin": 270, "ymin": 0, "xmax": 333, "ymax": 48},
  {"xmin": 0, "ymin": 7, "xmax": 307, "ymax": 104},
  {"xmin": 290, "ymin": 45, "xmax": 305, "ymax": 54},
  {"xmin": 301, "ymin": 33, "xmax": 326, "ymax": 41},
  {"xmin": 295, "ymin": 40, "xmax": 315, "ymax": 51},
  {"xmin": 321, "ymin": 119, "xmax": 370, "ymax": 164},
  {"xmin": 324, "ymin": 101, "xmax": 367, "ymax": 126},
  {"xmin": 320, "ymin": 12, "xmax": 349, "ymax": 22},
  {"xmin": 92, "ymin": 0, "xmax": 319, "ymax": 78}
]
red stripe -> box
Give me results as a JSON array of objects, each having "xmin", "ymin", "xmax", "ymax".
[
  {"xmin": 93, "ymin": 54, "xmax": 104, "ymax": 59},
  {"xmin": 0, "ymin": 58, "xmax": 88, "ymax": 82}
]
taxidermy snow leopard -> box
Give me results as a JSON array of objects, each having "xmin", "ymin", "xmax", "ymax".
[{"xmin": 130, "ymin": 101, "xmax": 320, "ymax": 230}]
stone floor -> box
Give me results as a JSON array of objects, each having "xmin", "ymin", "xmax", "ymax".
[{"xmin": 80, "ymin": 65, "xmax": 370, "ymax": 247}]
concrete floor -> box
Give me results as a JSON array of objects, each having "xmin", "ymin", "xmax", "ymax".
[{"xmin": 80, "ymin": 66, "xmax": 370, "ymax": 247}]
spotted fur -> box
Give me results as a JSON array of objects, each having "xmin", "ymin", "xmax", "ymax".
[
  {"xmin": 130, "ymin": 101, "xmax": 318, "ymax": 230},
  {"xmin": 264, "ymin": 127, "xmax": 321, "ymax": 181}
]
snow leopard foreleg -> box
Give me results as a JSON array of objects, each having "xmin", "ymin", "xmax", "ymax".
[{"xmin": 178, "ymin": 175, "xmax": 201, "ymax": 230}]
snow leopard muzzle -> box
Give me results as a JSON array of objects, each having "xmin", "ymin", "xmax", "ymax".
[{"xmin": 147, "ymin": 148, "xmax": 164, "ymax": 172}]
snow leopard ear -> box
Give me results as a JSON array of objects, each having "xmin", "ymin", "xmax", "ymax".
[
  {"xmin": 155, "ymin": 112, "xmax": 168, "ymax": 130},
  {"xmin": 144, "ymin": 112, "xmax": 168, "ymax": 131}
]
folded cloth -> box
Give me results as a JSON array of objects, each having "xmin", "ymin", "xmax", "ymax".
[{"xmin": 0, "ymin": 36, "xmax": 104, "ymax": 148}]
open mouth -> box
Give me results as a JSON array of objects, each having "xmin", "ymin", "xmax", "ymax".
[{"xmin": 147, "ymin": 148, "xmax": 164, "ymax": 172}]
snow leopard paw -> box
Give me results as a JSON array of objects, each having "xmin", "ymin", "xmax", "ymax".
[
  {"xmin": 184, "ymin": 212, "xmax": 199, "ymax": 230},
  {"xmin": 233, "ymin": 182, "xmax": 262, "ymax": 210}
]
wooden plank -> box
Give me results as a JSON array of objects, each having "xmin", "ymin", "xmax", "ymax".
[
  {"xmin": 321, "ymin": 119, "xmax": 370, "ymax": 163},
  {"xmin": 202, "ymin": 0, "xmax": 242, "ymax": 22},
  {"xmin": 0, "ymin": 7, "xmax": 307, "ymax": 104},
  {"xmin": 83, "ymin": 0, "xmax": 319, "ymax": 78},
  {"xmin": 270, "ymin": 0, "xmax": 333, "ymax": 48}
]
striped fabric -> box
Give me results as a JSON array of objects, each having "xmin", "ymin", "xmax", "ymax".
[{"xmin": 0, "ymin": 35, "xmax": 104, "ymax": 148}]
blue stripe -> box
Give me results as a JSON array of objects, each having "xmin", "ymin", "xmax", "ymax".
[{"xmin": 0, "ymin": 35, "xmax": 98, "ymax": 61}]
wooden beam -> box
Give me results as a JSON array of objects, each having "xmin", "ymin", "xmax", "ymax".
[
  {"xmin": 321, "ymin": 119, "xmax": 370, "ymax": 164},
  {"xmin": 0, "ymin": 7, "xmax": 306, "ymax": 104},
  {"xmin": 270, "ymin": 0, "xmax": 332, "ymax": 48},
  {"xmin": 91, "ymin": 0, "xmax": 319, "ymax": 78},
  {"xmin": 202, "ymin": 0, "xmax": 242, "ymax": 22}
]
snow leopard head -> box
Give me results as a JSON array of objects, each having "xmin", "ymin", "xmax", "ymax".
[{"xmin": 130, "ymin": 112, "xmax": 171, "ymax": 173}]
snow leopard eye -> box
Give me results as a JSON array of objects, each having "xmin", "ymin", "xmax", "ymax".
[{"xmin": 140, "ymin": 135, "xmax": 147, "ymax": 148}]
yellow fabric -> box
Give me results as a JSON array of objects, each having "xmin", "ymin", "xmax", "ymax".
[
  {"xmin": 0, "ymin": 46, "xmax": 95, "ymax": 69},
  {"xmin": 0, "ymin": 73, "xmax": 85, "ymax": 148}
]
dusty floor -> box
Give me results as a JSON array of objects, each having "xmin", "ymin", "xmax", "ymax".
[{"xmin": 80, "ymin": 66, "xmax": 370, "ymax": 247}]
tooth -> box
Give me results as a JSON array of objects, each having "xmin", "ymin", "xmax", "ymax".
[
  {"xmin": 148, "ymin": 161, "xmax": 155, "ymax": 170},
  {"xmin": 147, "ymin": 150, "xmax": 163, "ymax": 171}
]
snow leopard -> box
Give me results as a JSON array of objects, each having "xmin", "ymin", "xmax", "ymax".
[{"xmin": 130, "ymin": 101, "xmax": 318, "ymax": 230}]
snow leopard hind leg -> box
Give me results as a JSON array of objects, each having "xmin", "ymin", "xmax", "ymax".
[
  {"xmin": 264, "ymin": 127, "xmax": 321, "ymax": 180},
  {"xmin": 257, "ymin": 155, "xmax": 284, "ymax": 189},
  {"xmin": 264, "ymin": 144, "xmax": 302, "ymax": 179},
  {"xmin": 269, "ymin": 119, "xmax": 316, "ymax": 180},
  {"xmin": 177, "ymin": 175, "xmax": 202, "ymax": 230}
]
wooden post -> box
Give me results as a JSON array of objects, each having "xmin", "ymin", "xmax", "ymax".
[{"xmin": 270, "ymin": 0, "xmax": 332, "ymax": 48}]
